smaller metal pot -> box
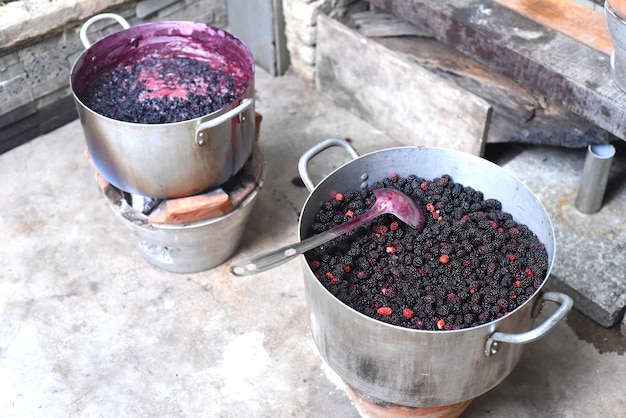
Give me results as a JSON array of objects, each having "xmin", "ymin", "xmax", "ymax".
[
  {"xmin": 70, "ymin": 14, "xmax": 256, "ymax": 198},
  {"xmin": 297, "ymin": 139, "xmax": 573, "ymax": 407}
]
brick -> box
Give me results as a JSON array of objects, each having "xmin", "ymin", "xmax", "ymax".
[
  {"xmin": 0, "ymin": 73, "xmax": 33, "ymax": 114},
  {"xmin": 39, "ymin": 96, "xmax": 78, "ymax": 134},
  {"xmin": 148, "ymin": 188, "xmax": 233, "ymax": 223},
  {"xmin": 290, "ymin": 0, "xmax": 324, "ymax": 26},
  {"xmin": 0, "ymin": 7, "xmax": 31, "ymax": 49},
  {"xmin": 297, "ymin": 25, "xmax": 316, "ymax": 46},
  {"xmin": 36, "ymin": 88, "xmax": 74, "ymax": 110},
  {"xmin": 0, "ymin": 52, "xmax": 20, "ymax": 78},
  {"xmin": 19, "ymin": 36, "xmax": 79, "ymax": 99},
  {"xmin": 0, "ymin": 126, "xmax": 39, "ymax": 154},
  {"xmin": 77, "ymin": 0, "xmax": 129, "ymax": 21},
  {"xmin": 0, "ymin": 102, "xmax": 37, "ymax": 131}
]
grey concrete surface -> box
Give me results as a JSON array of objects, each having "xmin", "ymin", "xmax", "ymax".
[
  {"xmin": 1, "ymin": 67, "xmax": 625, "ymax": 417},
  {"xmin": 498, "ymin": 143, "xmax": 626, "ymax": 328}
]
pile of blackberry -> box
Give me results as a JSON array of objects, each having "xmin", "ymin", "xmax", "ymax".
[
  {"xmin": 82, "ymin": 55, "xmax": 246, "ymax": 124},
  {"xmin": 305, "ymin": 174, "xmax": 548, "ymax": 331}
]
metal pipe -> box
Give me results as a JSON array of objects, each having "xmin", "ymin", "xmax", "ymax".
[{"xmin": 575, "ymin": 143, "xmax": 616, "ymax": 214}]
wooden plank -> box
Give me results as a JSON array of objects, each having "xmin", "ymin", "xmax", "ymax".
[
  {"xmin": 348, "ymin": 9, "xmax": 432, "ymax": 37},
  {"xmin": 368, "ymin": 0, "xmax": 626, "ymax": 141},
  {"xmin": 494, "ymin": 0, "xmax": 612, "ymax": 55},
  {"xmin": 370, "ymin": 31, "xmax": 607, "ymax": 147},
  {"xmin": 315, "ymin": 14, "xmax": 491, "ymax": 156}
]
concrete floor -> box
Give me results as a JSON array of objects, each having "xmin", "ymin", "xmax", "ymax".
[{"xmin": 1, "ymin": 67, "xmax": 625, "ymax": 417}]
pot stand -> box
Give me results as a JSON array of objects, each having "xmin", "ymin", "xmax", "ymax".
[
  {"xmin": 344, "ymin": 383, "xmax": 473, "ymax": 418},
  {"xmin": 96, "ymin": 144, "xmax": 264, "ymax": 273}
]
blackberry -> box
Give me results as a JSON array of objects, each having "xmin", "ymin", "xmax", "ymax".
[{"xmin": 305, "ymin": 174, "xmax": 548, "ymax": 330}]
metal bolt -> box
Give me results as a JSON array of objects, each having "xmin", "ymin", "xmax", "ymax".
[
  {"xmin": 490, "ymin": 341, "xmax": 499, "ymax": 355},
  {"xmin": 197, "ymin": 132, "xmax": 205, "ymax": 146}
]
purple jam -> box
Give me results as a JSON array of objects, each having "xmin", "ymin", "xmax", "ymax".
[{"xmin": 81, "ymin": 52, "xmax": 248, "ymax": 124}]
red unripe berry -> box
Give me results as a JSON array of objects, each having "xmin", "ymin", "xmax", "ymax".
[
  {"xmin": 403, "ymin": 308, "xmax": 414, "ymax": 319},
  {"xmin": 377, "ymin": 307, "xmax": 393, "ymax": 316}
]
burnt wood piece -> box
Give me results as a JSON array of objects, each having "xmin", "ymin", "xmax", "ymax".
[
  {"xmin": 368, "ymin": 0, "xmax": 626, "ymax": 141},
  {"xmin": 0, "ymin": 96, "xmax": 78, "ymax": 154}
]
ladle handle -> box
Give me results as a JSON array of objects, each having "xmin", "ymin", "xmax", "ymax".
[
  {"xmin": 80, "ymin": 13, "xmax": 131, "ymax": 49},
  {"xmin": 229, "ymin": 205, "xmax": 383, "ymax": 276},
  {"xmin": 229, "ymin": 229, "xmax": 341, "ymax": 277}
]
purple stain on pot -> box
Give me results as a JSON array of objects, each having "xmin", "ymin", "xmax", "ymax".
[{"xmin": 71, "ymin": 21, "xmax": 254, "ymax": 124}]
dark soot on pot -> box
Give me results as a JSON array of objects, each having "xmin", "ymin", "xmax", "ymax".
[
  {"xmin": 82, "ymin": 53, "xmax": 248, "ymax": 124},
  {"xmin": 305, "ymin": 174, "xmax": 549, "ymax": 331}
]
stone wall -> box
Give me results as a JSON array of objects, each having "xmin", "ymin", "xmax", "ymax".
[
  {"xmin": 0, "ymin": 0, "xmax": 226, "ymax": 154},
  {"xmin": 282, "ymin": 0, "xmax": 368, "ymax": 82}
]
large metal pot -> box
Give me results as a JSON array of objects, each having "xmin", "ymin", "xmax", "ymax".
[
  {"xmin": 298, "ymin": 139, "xmax": 573, "ymax": 407},
  {"xmin": 70, "ymin": 13, "xmax": 256, "ymax": 198}
]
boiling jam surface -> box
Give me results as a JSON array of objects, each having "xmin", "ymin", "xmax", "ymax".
[{"xmin": 82, "ymin": 51, "xmax": 249, "ymax": 124}]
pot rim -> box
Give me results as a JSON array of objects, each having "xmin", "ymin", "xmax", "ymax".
[
  {"xmin": 70, "ymin": 89, "xmax": 254, "ymax": 128},
  {"xmin": 298, "ymin": 145, "xmax": 556, "ymax": 334}
]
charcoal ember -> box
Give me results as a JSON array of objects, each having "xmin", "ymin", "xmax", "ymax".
[
  {"xmin": 124, "ymin": 192, "xmax": 162, "ymax": 215},
  {"xmin": 305, "ymin": 174, "xmax": 549, "ymax": 331}
]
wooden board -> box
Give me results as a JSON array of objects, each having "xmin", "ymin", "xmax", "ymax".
[
  {"xmin": 495, "ymin": 0, "xmax": 612, "ymax": 55},
  {"xmin": 316, "ymin": 14, "xmax": 491, "ymax": 156},
  {"xmin": 371, "ymin": 32, "xmax": 607, "ymax": 147},
  {"xmin": 368, "ymin": 0, "xmax": 626, "ymax": 141}
]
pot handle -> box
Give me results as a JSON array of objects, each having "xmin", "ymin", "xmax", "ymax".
[
  {"xmin": 484, "ymin": 291, "xmax": 573, "ymax": 357},
  {"xmin": 80, "ymin": 13, "xmax": 131, "ymax": 49},
  {"xmin": 298, "ymin": 138, "xmax": 360, "ymax": 192},
  {"xmin": 195, "ymin": 98, "xmax": 254, "ymax": 146}
]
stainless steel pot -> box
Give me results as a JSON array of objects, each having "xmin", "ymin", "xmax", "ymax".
[
  {"xmin": 298, "ymin": 139, "xmax": 573, "ymax": 407},
  {"xmin": 70, "ymin": 13, "xmax": 256, "ymax": 198}
]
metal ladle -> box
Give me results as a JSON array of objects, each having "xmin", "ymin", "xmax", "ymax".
[{"xmin": 229, "ymin": 188, "xmax": 425, "ymax": 277}]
